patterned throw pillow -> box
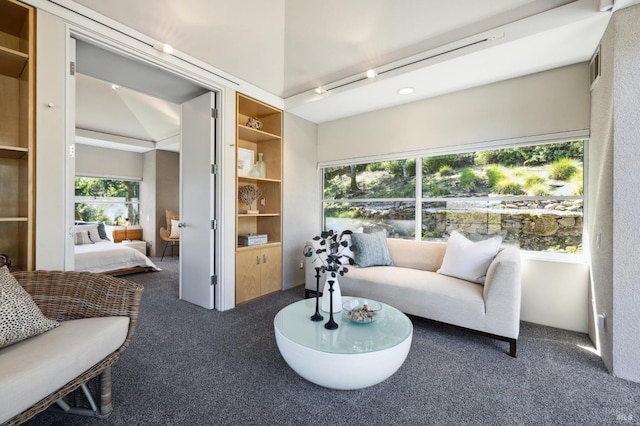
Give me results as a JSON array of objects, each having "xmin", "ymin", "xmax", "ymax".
[
  {"xmin": 351, "ymin": 231, "xmax": 393, "ymax": 268},
  {"xmin": 0, "ymin": 266, "xmax": 60, "ymax": 348}
]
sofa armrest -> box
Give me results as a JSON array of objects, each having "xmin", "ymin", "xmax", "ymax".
[
  {"xmin": 482, "ymin": 247, "xmax": 522, "ymax": 337},
  {"xmin": 12, "ymin": 270, "xmax": 144, "ymax": 348}
]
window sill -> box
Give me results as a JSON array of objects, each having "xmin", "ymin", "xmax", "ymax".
[{"xmin": 519, "ymin": 250, "xmax": 587, "ymax": 264}]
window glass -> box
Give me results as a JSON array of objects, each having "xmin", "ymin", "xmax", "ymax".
[
  {"xmin": 75, "ymin": 177, "xmax": 140, "ymax": 225},
  {"xmin": 322, "ymin": 140, "xmax": 585, "ymax": 254}
]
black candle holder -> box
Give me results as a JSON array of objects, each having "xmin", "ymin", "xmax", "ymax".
[
  {"xmin": 310, "ymin": 267, "xmax": 324, "ymax": 322},
  {"xmin": 324, "ymin": 279, "xmax": 338, "ymax": 330}
]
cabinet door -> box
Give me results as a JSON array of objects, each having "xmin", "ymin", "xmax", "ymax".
[
  {"xmin": 236, "ymin": 250, "xmax": 261, "ymax": 304},
  {"xmin": 260, "ymin": 245, "xmax": 282, "ymax": 295}
]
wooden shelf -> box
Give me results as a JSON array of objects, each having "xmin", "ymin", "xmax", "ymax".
[
  {"xmin": 238, "ymin": 125, "xmax": 281, "ymax": 143},
  {"xmin": 0, "ymin": 145, "xmax": 28, "ymax": 159},
  {"xmin": 0, "ymin": 46, "xmax": 28, "ymax": 78},
  {"xmin": 237, "ymin": 176, "xmax": 281, "ymax": 184},
  {"xmin": 0, "ymin": 0, "xmax": 34, "ymax": 271},
  {"xmin": 236, "ymin": 93, "xmax": 283, "ymax": 304},
  {"xmin": 236, "ymin": 241, "xmax": 281, "ymax": 252}
]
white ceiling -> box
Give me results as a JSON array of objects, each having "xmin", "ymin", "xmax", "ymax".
[{"xmin": 70, "ymin": 0, "xmax": 640, "ymax": 150}]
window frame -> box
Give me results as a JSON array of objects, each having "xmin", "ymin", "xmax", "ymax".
[{"xmin": 320, "ymin": 134, "xmax": 588, "ymax": 262}]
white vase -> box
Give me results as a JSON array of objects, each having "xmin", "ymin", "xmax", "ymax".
[{"xmin": 321, "ymin": 274, "xmax": 342, "ymax": 313}]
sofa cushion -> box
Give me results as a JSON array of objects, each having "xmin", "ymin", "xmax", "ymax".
[
  {"xmin": 351, "ymin": 231, "xmax": 393, "ymax": 267},
  {"xmin": 0, "ymin": 316, "xmax": 129, "ymax": 423},
  {"xmin": 340, "ymin": 266, "xmax": 486, "ymax": 328},
  {"xmin": 0, "ymin": 267, "xmax": 60, "ymax": 349},
  {"xmin": 386, "ymin": 238, "xmax": 446, "ymax": 271},
  {"xmin": 437, "ymin": 231, "xmax": 502, "ymax": 284}
]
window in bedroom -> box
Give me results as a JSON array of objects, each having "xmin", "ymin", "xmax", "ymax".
[
  {"xmin": 74, "ymin": 177, "xmax": 140, "ymax": 225},
  {"xmin": 321, "ymin": 140, "xmax": 585, "ymax": 255}
]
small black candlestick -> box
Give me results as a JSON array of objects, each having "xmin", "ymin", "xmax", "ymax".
[
  {"xmin": 310, "ymin": 267, "xmax": 324, "ymax": 322},
  {"xmin": 324, "ymin": 280, "xmax": 338, "ymax": 330}
]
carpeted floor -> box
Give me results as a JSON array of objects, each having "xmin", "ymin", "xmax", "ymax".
[{"xmin": 25, "ymin": 257, "xmax": 640, "ymax": 425}]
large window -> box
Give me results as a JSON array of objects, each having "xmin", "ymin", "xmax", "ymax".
[
  {"xmin": 75, "ymin": 177, "xmax": 140, "ymax": 225},
  {"xmin": 322, "ymin": 140, "xmax": 584, "ymax": 254}
]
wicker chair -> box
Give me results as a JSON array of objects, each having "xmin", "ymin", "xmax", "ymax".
[
  {"xmin": 159, "ymin": 208, "xmax": 180, "ymax": 260},
  {"xmin": 5, "ymin": 270, "xmax": 144, "ymax": 425}
]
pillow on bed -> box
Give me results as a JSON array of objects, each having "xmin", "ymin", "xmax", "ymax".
[
  {"xmin": 76, "ymin": 221, "xmax": 108, "ymax": 240},
  {"xmin": 170, "ymin": 219, "xmax": 180, "ymax": 238},
  {"xmin": 73, "ymin": 230, "xmax": 93, "ymax": 245},
  {"xmin": 75, "ymin": 224, "xmax": 102, "ymax": 243}
]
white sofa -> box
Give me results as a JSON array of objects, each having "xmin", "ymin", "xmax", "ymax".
[
  {"xmin": 0, "ymin": 271, "xmax": 143, "ymax": 425},
  {"xmin": 304, "ymin": 238, "xmax": 522, "ymax": 356}
]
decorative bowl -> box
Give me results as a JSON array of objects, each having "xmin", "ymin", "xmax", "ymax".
[{"xmin": 343, "ymin": 299, "xmax": 382, "ymax": 323}]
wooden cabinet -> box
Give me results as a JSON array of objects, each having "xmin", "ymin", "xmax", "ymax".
[
  {"xmin": 235, "ymin": 245, "xmax": 282, "ymax": 304},
  {"xmin": 235, "ymin": 93, "xmax": 282, "ymax": 304},
  {"xmin": 0, "ymin": 0, "xmax": 34, "ymax": 271}
]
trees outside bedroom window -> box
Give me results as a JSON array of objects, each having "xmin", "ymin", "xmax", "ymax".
[
  {"xmin": 322, "ymin": 140, "xmax": 585, "ymax": 254},
  {"xmin": 75, "ymin": 177, "xmax": 140, "ymax": 225}
]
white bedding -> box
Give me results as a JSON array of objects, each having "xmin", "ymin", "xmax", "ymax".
[{"xmin": 75, "ymin": 240, "xmax": 160, "ymax": 273}]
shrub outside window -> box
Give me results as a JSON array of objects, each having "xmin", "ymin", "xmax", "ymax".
[
  {"xmin": 75, "ymin": 177, "xmax": 140, "ymax": 225},
  {"xmin": 322, "ymin": 140, "xmax": 584, "ymax": 254}
]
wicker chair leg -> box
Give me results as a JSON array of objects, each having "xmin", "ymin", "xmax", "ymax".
[{"xmin": 97, "ymin": 367, "xmax": 113, "ymax": 418}]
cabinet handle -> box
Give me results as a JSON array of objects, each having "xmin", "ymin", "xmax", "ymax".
[
  {"xmin": 263, "ymin": 254, "xmax": 267, "ymax": 263},
  {"xmin": 256, "ymin": 256, "xmax": 260, "ymax": 265}
]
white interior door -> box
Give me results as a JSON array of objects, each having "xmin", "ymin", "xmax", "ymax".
[{"xmin": 180, "ymin": 91, "xmax": 217, "ymax": 309}]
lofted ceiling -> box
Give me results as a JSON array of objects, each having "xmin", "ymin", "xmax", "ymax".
[{"xmin": 69, "ymin": 0, "xmax": 640, "ymax": 151}]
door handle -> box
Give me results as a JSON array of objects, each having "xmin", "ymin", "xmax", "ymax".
[
  {"xmin": 256, "ymin": 256, "xmax": 260, "ymax": 265},
  {"xmin": 178, "ymin": 222, "xmax": 186, "ymax": 228},
  {"xmin": 263, "ymin": 254, "xmax": 267, "ymax": 263}
]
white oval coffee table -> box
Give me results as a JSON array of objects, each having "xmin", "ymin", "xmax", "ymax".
[{"xmin": 274, "ymin": 296, "xmax": 413, "ymax": 390}]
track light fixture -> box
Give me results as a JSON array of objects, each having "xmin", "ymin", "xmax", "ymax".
[
  {"xmin": 366, "ymin": 69, "xmax": 377, "ymax": 79},
  {"xmin": 153, "ymin": 43, "xmax": 174, "ymax": 54}
]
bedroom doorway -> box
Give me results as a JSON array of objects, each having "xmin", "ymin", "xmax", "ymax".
[{"xmin": 68, "ymin": 37, "xmax": 221, "ymax": 310}]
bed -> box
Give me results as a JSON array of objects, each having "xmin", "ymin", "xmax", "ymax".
[{"xmin": 74, "ymin": 223, "xmax": 160, "ymax": 275}]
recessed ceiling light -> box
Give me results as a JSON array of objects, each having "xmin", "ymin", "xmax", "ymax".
[
  {"xmin": 398, "ymin": 87, "xmax": 414, "ymax": 95},
  {"xmin": 366, "ymin": 69, "xmax": 377, "ymax": 79},
  {"xmin": 315, "ymin": 87, "xmax": 327, "ymax": 95},
  {"xmin": 111, "ymin": 84, "xmax": 120, "ymax": 90}
]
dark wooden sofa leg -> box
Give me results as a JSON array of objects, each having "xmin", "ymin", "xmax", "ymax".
[{"xmin": 508, "ymin": 339, "xmax": 517, "ymax": 358}]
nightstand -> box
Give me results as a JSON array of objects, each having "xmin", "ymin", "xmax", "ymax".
[{"xmin": 119, "ymin": 240, "xmax": 146, "ymax": 255}]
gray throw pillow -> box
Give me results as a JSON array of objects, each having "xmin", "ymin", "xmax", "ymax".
[
  {"xmin": 351, "ymin": 231, "xmax": 393, "ymax": 267},
  {"xmin": 0, "ymin": 266, "xmax": 60, "ymax": 348}
]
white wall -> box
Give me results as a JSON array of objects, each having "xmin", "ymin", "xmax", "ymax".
[
  {"xmin": 75, "ymin": 144, "xmax": 143, "ymax": 179},
  {"xmin": 141, "ymin": 150, "xmax": 156, "ymax": 255},
  {"xmin": 590, "ymin": 4, "xmax": 640, "ymax": 383},
  {"xmin": 35, "ymin": 11, "xmax": 67, "ymax": 270},
  {"xmin": 521, "ymin": 258, "xmax": 589, "ymax": 333},
  {"xmin": 316, "ymin": 64, "xmax": 592, "ymax": 333},
  {"xmin": 318, "ymin": 64, "xmax": 590, "ymax": 163},
  {"xmin": 282, "ymin": 112, "xmax": 319, "ymax": 289}
]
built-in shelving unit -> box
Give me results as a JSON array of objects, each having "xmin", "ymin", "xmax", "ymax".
[
  {"xmin": 235, "ymin": 93, "xmax": 282, "ymax": 304},
  {"xmin": 0, "ymin": 0, "xmax": 35, "ymax": 271}
]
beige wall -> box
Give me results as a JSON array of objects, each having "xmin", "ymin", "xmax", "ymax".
[
  {"xmin": 590, "ymin": 4, "xmax": 640, "ymax": 383},
  {"xmin": 75, "ymin": 144, "xmax": 143, "ymax": 179},
  {"xmin": 282, "ymin": 112, "xmax": 319, "ymax": 289},
  {"xmin": 318, "ymin": 64, "xmax": 590, "ymax": 163},
  {"xmin": 155, "ymin": 150, "xmax": 180, "ymax": 257}
]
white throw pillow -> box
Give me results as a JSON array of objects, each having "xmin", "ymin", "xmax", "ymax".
[
  {"xmin": 437, "ymin": 231, "xmax": 502, "ymax": 284},
  {"xmin": 170, "ymin": 219, "xmax": 180, "ymax": 238},
  {"xmin": 73, "ymin": 230, "xmax": 93, "ymax": 245},
  {"xmin": 75, "ymin": 224, "xmax": 102, "ymax": 243}
]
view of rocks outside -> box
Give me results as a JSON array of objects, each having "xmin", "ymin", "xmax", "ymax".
[{"xmin": 323, "ymin": 141, "xmax": 584, "ymax": 254}]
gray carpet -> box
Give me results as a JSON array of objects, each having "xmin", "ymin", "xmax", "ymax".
[{"xmin": 25, "ymin": 257, "xmax": 640, "ymax": 426}]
